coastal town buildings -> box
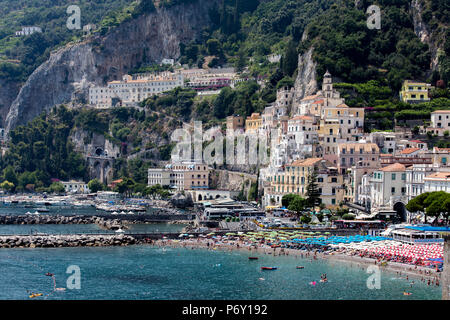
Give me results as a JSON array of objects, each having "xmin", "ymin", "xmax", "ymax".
[
  {"xmin": 263, "ymin": 158, "xmax": 344, "ymax": 208},
  {"xmin": 61, "ymin": 180, "xmax": 90, "ymax": 194},
  {"xmin": 148, "ymin": 162, "xmax": 210, "ymax": 191},
  {"xmin": 89, "ymin": 72, "xmax": 184, "ymax": 108},
  {"xmin": 426, "ymin": 110, "xmax": 450, "ymax": 136},
  {"xmin": 245, "ymin": 113, "xmax": 263, "ymax": 133},
  {"xmin": 399, "ymin": 80, "xmax": 431, "ymax": 104},
  {"xmin": 424, "ymin": 172, "xmax": 450, "ymax": 193}
]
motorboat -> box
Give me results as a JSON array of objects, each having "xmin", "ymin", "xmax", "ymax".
[
  {"xmin": 296, "ymin": 266, "xmax": 304, "ymax": 269},
  {"xmin": 248, "ymin": 257, "xmax": 258, "ymax": 260},
  {"xmin": 115, "ymin": 228, "xmax": 125, "ymax": 233},
  {"xmin": 261, "ymin": 267, "xmax": 277, "ymax": 270},
  {"xmin": 127, "ymin": 211, "xmax": 134, "ymax": 215}
]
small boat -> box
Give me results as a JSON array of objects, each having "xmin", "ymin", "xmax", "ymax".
[
  {"xmin": 115, "ymin": 228, "xmax": 125, "ymax": 233},
  {"xmin": 45, "ymin": 272, "xmax": 54, "ymax": 277},
  {"xmin": 296, "ymin": 266, "xmax": 305, "ymax": 269},
  {"xmin": 29, "ymin": 293, "xmax": 43, "ymax": 298},
  {"xmin": 37, "ymin": 208, "xmax": 50, "ymax": 213},
  {"xmin": 261, "ymin": 267, "xmax": 277, "ymax": 270},
  {"xmin": 248, "ymin": 257, "xmax": 258, "ymax": 260}
]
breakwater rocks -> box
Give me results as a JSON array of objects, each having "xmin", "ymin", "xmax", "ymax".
[
  {"xmin": 0, "ymin": 215, "xmax": 125, "ymax": 231},
  {"xmin": 0, "ymin": 234, "xmax": 139, "ymax": 248}
]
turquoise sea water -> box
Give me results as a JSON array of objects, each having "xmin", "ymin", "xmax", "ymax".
[
  {"xmin": 0, "ymin": 223, "xmax": 186, "ymax": 235},
  {"xmin": 0, "ymin": 246, "xmax": 441, "ymax": 300}
]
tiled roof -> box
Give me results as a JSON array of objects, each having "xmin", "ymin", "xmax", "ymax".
[
  {"xmin": 290, "ymin": 158, "xmax": 323, "ymax": 167},
  {"xmin": 424, "ymin": 172, "xmax": 450, "ymax": 180},
  {"xmin": 400, "ymin": 148, "xmax": 420, "ymax": 155},
  {"xmin": 290, "ymin": 116, "xmax": 313, "ymax": 121},
  {"xmin": 381, "ymin": 163, "xmax": 406, "ymax": 172}
]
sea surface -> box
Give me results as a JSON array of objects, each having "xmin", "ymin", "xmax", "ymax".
[
  {"xmin": 0, "ymin": 204, "xmax": 442, "ymax": 300},
  {"xmin": 0, "ymin": 246, "xmax": 441, "ymax": 300},
  {"xmin": 0, "ymin": 223, "xmax": 187, "ymax": 235}
]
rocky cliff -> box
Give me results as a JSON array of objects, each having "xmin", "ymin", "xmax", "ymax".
[
  {"xmin": 410, "ymin": 0, "xmax": 441, "ymax": 71},
  {"xmin": 292, "ymin": 47, "xmax": 318, "ymax": 110},
  {"xmin": 5, "ymin": 0, "xmax": 219, "ymax": 132}
]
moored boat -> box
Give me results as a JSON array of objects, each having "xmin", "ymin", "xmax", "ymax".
[{"xmin": 248, "ymin": 257, "xmax": 258, "ymax": 260}]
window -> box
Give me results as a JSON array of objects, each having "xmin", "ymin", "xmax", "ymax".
[
  {"xmin": 391, "ymin": 187, "xmax": 395, "ymax": 193},
  {"xmin": 392, "ymin": 173, "xmax": 396, "ymax": 180}
]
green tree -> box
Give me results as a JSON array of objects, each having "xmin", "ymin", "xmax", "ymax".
[
  {"xmin": 287, "ymin": 195, "xmax": 306, "ymax": 218},
  {"xmin": 281, "ymin": 194, "xmax": 297, "ymax": 208},
  {"xmin": 49, "ymin": 182, "xmax": 65, "ymax": 194},
  {"xmin": 305, "ymin": 168, "xmax": 321, "ymax": 207},
  {"xmin": 281, "ymin": 39, "xmax": 298, "ymax": 77},
  {"xmin": 0, "ymin": 180, "xmax": 14, "ymax": 192},
  {"xmin": 88, "ymin": 179, "xmax": 104, "ymax": 193}
]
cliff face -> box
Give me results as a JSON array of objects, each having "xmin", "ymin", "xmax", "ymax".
[
  {"xmin": 292, "ymin": 47, "xmax": 317, "ymax": 108},
  {"xmin": 5, "ymin": 1, "xmax": 219, "ymax": 132},
  {"xmin": 410, "ymin": 0, "xmax": 440, "ymax": 71}
]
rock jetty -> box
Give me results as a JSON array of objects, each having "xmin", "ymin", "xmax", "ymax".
[
  {"xmin": 0, "ymin": 234, "xmax": 138, "ymax": 248},
  {"xmin": 0, "ymin": 215, "xmax": 125, "ymax": 230}
]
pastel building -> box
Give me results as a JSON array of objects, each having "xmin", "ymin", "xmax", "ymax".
[
  {"xmin": 264, "ymin": 158, "xmax": 344, "ymax": 208},
  {"xmin": 336, "ymin": 142, "xmax": 380, "ymax": 175},
  {"xmin": 399, "ymin": 80, "xmax": 431, "ymax": 104},
  {"xmin": 245, "ymin": 113, "xmax": 263, "ymax": 133},
  {"xmin": 148, "ymin": 162, "xmax": 210, "ymax": 191}
]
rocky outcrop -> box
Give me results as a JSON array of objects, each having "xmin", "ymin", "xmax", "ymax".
[
  {"xmin": 292, "ymin": 47, "xmax": 318, "ymax": 109},
  {"xmin": 5, "ymin": 0, "xmax": 219, "ymax": 132},
  {"xmin": 170, "ymin": 193, "xmax": 194, "ymax": 208},
  {"xmin": 210, "ymin": 169, "xmax": 257, "ymax": 192},
  {"xmin": 410, "ymin": 0, "xmax": 439, "ymax": 71}
]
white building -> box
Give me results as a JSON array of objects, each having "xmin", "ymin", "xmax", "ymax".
[
  {"xmin": 96, "ymin": 191, "xmax": 121, "ymax": 201},
  {"xmin": 424, "ymin": 172, "xmax": 450, "ymax": 192},
  {"xmin": 161, "ymin": 58, "xmax": 175, "ymax": 66},
  {"xmin": 370, "ymin": 163, "xmax": 407, "ymax": 210},
  {"xmin": 89, "ymin": 72, "xmax": 184, "ymax": 108},
  {"xmin": 62, "ymin": 180, "xmax": 90, "ymax": 194},
  {"xmin": 147, "ymin": 168, "xmax": 172, "ymax": 187},
  {"xmin": 15, "ymin": 26, "xmax": 42, "ymax": 36},
  {"xmin": 428, "ymin": 110, "xmax": 450, "ymax": 136}
]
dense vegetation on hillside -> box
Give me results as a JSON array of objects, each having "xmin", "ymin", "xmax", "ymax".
[
  {"xmin": 0, "ymin": 106, "xmax": 87, "ymax": 191},
  {"xmin": 0, "ymin": 0, "xmax": 137, "ymax": 81}
]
